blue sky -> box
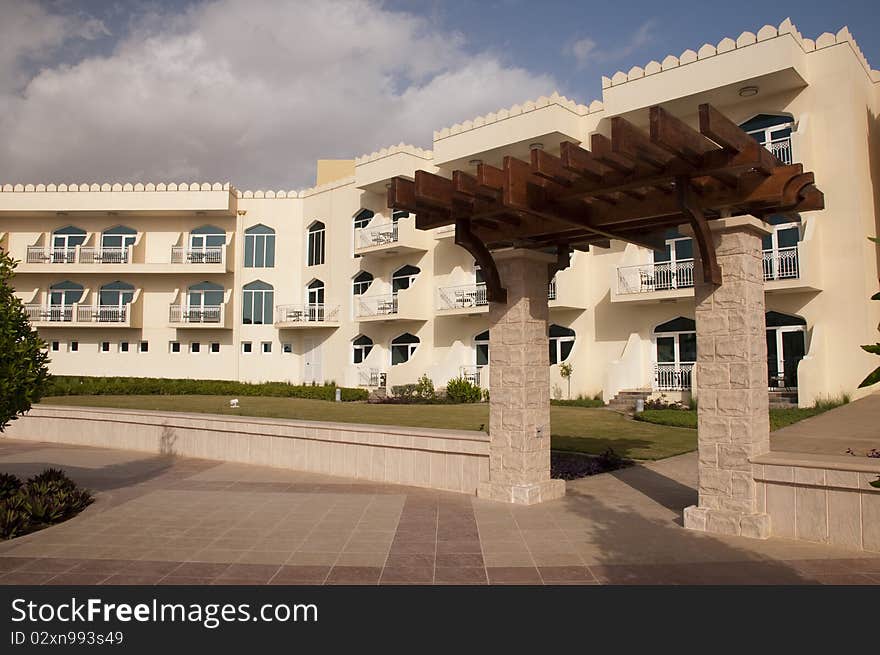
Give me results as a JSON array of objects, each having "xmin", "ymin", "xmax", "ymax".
[{"xmin": 2, "ymin": 0, "xmax": 877, "ymax": 187}]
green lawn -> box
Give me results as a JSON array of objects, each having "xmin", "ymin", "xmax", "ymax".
[
  {"xmin": 41, "ymin": 395, "xmax": 697, "ymax": 461},
  {"xmin": 636, "ymin": 405, "xmax": 845, "ymax": 432}
]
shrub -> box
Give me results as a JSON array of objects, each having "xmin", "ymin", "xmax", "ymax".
[
  {"xmin": 43, "ymin": 376, "xmax": 367, "ymax": 402},
  {"xmin": 551, "ymin": 393, "xmax": 604, "ymax": 408},
  {"xmin": 0, "ymin": 251, "xmax": 50, "ymax": 431},
  {"xmin": 445, "ymin": 377, "xmax": 482, "ymax": 404},
  {"xmin": 0, "ymin": 469, "xmax": 94, "ymax": 540},
  {"xmin": 390, "ymin": 375, "xmax": 437, "ymax": 403},
  {"xmin": 415, "ymin": 374, "xmax": 436, "ymax": 400}
]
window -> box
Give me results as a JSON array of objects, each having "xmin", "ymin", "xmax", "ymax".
[
  {"xmin": 101, "ymin": 225, "xmax": 136, "ymax": 262},
  {"xmin": 353, "ymin": 209, "xmax": 374, "ymax": 230},
  {"xmin": 392, "ymin": 210, "xmax": 410, "ymax": 224},
  {"xmin": 244, "ymin": 224, "xmax": 275, "ymax": 268},
  {"xmin": 261, "ymin": 341, "xmax": 272, "ymax": 353},
  {"xmin": 190, "ymin": 342, "xmax": 201, "ymax": 353},
  {"xmin": 211, "ymin": 342, "xmax": 220, "ymax": 353},
  {"xmin": 242, "ymin": 341, "xmax": 252, "ymax": 353},
  {"xmin": 101, "ymin": 341, "xmax": 110, "ymax": 353},
  {"xmin": 98, "ymin": 281, "xmax": 135, "ymax": 320},
  {"xmin": 242, "ymin": 280, "xmax": 274, "ymax": 325},
  {"xmin": 392, "ymin": 265, "xmax": 420, "ymax": 292},
  {"xmin": 51, "ymin": 226, "xmax": 86, "ymax": 262},
  {"xmin": 120, "ymin": 342, "xmax": 129, "ymax": 353},
  {"xmin": 170, "ymin": 341, "xmax": 181, "ymax": 353},
  {"xmin": 282, "ymin": 343, "xmax": 293, "ymax": 354},
  {"xmin": 307, "ymin": 221, "xmax": 325, "ymax": 266},
  {"xmin": 652, "ymin": 229, "xmax": 695, "ymax": 290},
  {"xmin": 549, "ymin": 324, "xmax": 575, "ymax": 365},
  {"xmin": 48, "ymin": 281, "xmax": 84, "ymax": 320},
  {"xmin": 474, "ymin": 330, "xmax": 489, "ymax": 366},
  {"xmin": 69, "ymin": 341, "xmax": 78, "ymax": 352},
  {"xmin": 353, "ymin": 271, "xmax": 373, "ymax": 296},
  {"xmin": 739, "ymin": 114, "xmax": 794, "ymax": 164},
  {"xmin": 189, "ymin": 225, "xmax": 226, "ymax": 250},
  {"xmin": 353, "ymin": 334, "xmax": 373, "ymax": 364},
  {"xmin": 307, "ymin": 279, "xmax": 325, "ymax": 307},
  {"xmin": 391, "ymin": 332, "xmax": 419, "ymax": 365},
  {"xmin": 139, "ymin": 341, "xmax": 149, "ymax": 353},
  {"xmin": 187, "ymin": 282, "xmax": 224, "ymax": 323},
  {"xmin": 653, "ymin": 317, "xmax": 697, "ymax": 364}
]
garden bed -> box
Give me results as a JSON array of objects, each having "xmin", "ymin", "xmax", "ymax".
[
  {"xmin": 551, "ymin": 449, "xmax": 633, "ymax": 480},
  {"xmin": 1, "ymin": 469, "xmax": 94, "ymax": 540}
]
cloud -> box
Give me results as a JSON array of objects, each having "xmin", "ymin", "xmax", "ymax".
[
  {"xmin": 566, "ymin": 20, "xmax": 657, "ymax": 68},
  {"xmin": 0, "ymin": 0, "xmax": 556, "ymax": 188}
]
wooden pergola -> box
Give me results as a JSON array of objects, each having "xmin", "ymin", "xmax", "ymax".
[{"xmin": 387, "ymin": 103, "xmax": 824, "ymax": 302}]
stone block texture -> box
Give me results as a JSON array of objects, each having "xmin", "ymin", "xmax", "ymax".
[
  {"xmin": 477, "ymin": 249, "xmax": 564, "ymax": 505},
  {"xmin": 684, "ymin": 219, "xmax": 771, "ymax": 537}
]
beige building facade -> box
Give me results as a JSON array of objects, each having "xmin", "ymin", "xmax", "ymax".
[{"xmin": 2, "ymin": 19, "xmax": 879, "ymax": 409}]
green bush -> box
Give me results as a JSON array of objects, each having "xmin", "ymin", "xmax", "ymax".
[
  {"xmin": 43, "ymin": 376, "xmax": 368, "ymax": 402},
  {"xmin": 0, "ymin": 469, "xmax": 94, "ymax": 540},
  {"xmin": 391, "ymin": 374, "xmax": 437, "ymax": 402},
  {"xmin": 445, "ymin": 376, "xmax": 483, "ymax": 403},
  {"xmin": 551, "ymin": 393, "xmax": 604, "ymax": 408}
]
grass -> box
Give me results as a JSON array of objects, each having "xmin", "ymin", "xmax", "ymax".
[{"xmin": 41, "ymin": 395, "xmax": 697, "ymax": 461}]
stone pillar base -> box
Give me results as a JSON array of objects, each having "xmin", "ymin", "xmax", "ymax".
[
  {"xmin": 684, "ymin": 505, "xmax": 771, "ymax": 539},
  {"xmin": 477, "ymin": 479, "xmax": 565, "ymax": 505}
]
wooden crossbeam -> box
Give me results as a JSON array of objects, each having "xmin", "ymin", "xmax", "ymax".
[{"xmin": 649, "ymin": 106, "xmax": 718, "ymax": 165}]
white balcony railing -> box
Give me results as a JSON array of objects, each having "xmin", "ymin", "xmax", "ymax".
[
  {"xmin": 763, "ymin": 246, "xmax": 799, "ymax": 281},
  {"xmin": 27, "ymin": 247, "xmax": 77, "ymax": 264},
  {"xmin": 617, "ymin": 259, "xmax": 695, "ymax": 295},
  {"xmin": 459, "ymin": 365, "xmax": 487, "ymax": 389},
  {"xmin": 356, "ymin": 293, "xmax": 398, "ymax": 318},
  {"xmin": 25, "ymin": 246, "xmax": 131, "ymax": 264},
  {"xmin": 548, "ymin": 278, "xmax": 557, "ymax": 300},
  {"xmin": 169, "ymin": 304, "xmax": 223, "ymax": 324},
  {"xmin": 358, "ymin": 368, "xmax": 387, "ymax": 387},
  {"xmin": 79, "ymin": 247, "xmax": 129, "ymax": 264},
  {"xmin": 354, "ymin": 222, "xmax": 398, "ymax": 250},
  {"xmin": 438, "ymin": 283, "xmax": 487, "ymax": 310},
  {"xmin": 24, "ymin": 304, "xmax": 128, "ymax": 324},
  {"xmin": 654, "ymin": 363, "xmax": 694, "ymax": 391},
  {"xmin": 766, "ymin": 136, "xmax": 792, "ymax": 165},
  {"xmin": 275, "ymin": 304, "xmax": 339, "ymax": 324},
  {"xmin": 170, "ymin": 246, "xmax": 223, "ymax": 264}
]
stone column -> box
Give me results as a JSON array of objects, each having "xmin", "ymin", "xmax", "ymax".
[
  {"xmin": 683, "ymin": 216, "xmax": 772, "ymax": 538},
  {"xmin": 477, "ymin": 249, "xmax": 566, "ymax": 505}
]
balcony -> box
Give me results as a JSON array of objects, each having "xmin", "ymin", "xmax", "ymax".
[
  {"xmin": 25, "ymin": 303, "xmax": 133, "ymax": 328},
  {"xmin": 613, "ymin": 260, "xmax": 695, "ymax": 303},
  {"xmin": 170, "ymin": 246, "xmax": 223, "ymax": 264},
  {"xmin": 356, "ymin": 293, "xmax": 399, "ymax": 319},
  {"xmin": 274, "ymin": 304, "xmax": 340, "ymax": 329},
  {"xmin": 765, "ymin": 136, "xmax": 792, "ymax": 165},
  {"xmin": 763, "ymin": 246, "xmax": 799, "ymax": 281},
  {"xmin": 23, "ymin": 245, "xmax": 133, "ymax": 269},
  {"xmin": 437, "ymin": 283, "xmax": 488, "ymax": 315},
  {"xmin": 459, "ymin": 365, "xmax": 488, "ymax": 389},
  {"xmin": 19, "ymin": 242, "xmax": 230, "ymax": 273},
  {"xmin": 654, "ymin": 363, "xmax": 694, "ymax": 391},
  {"xmin": 353, "ymin": 219, "xmax": 430, "ymax": 257},
  {"xmin": 358, "ymin": 368, "xmax": 387, "ymax": 388},
  {"xmin": 169, "ymin": 304, "xmax": 229, "ymax": 328}
]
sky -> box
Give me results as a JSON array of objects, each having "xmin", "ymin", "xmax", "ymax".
[{"xmin": 1, "ymin": 0, "xmax": 877, "ymax": 189}]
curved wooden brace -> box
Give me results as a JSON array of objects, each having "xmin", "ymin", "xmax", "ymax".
[
  {"xmin": 454, "ymin": 218, "xmax": 507, "ymax": 303},
  {"xmin": 677, "ymin": 176, "xmax": 722, "ymax": 286},
  {"xmin": 781, "ymin": 172, "xmax": 816, "ymax": 208},
  {"xmin": 548, "ymin": 244, "xmax": 573, "ymax": 280}
]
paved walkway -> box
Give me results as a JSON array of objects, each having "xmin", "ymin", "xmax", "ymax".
[
  {"xmin": 771, "ymin": 393, "xmax": 880, "ymax": 456},
  {"xmin": 1, "ymin": 438, "xmax": 878, "ymax": 585}
]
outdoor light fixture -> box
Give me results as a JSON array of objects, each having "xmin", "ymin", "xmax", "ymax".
[
  {"xmin": 529, "ymin": 143, "xmax": 544, "ymax": 150},
  {"xmin": 738, "ymin": 85, "xmax": 759, "ymax": 97},
  {"xmin": 468, "ymin": 159, "xmax": 482, "ymax": 167}
]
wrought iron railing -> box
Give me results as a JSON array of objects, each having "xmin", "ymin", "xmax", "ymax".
[
  {"xmin": 356, "ymin": 293, "xmax": 398, "ymax": 318},
  {"xmin": 24, "ymin": 304, "xmax": 128, "ymax": 323},
  {"xmin": 458, "ymin": 365, "xmax": 487, "ymax": 388},
  {"xmin": 548, "ymin": 278, "xmax": 557, "ymax": 300},
  {"xmin": 438, "ymin": 283, "xmax": 487, "ymax": 310},
  {"xmin": 275, "ymin": 304, "xmax": 339, "ymax": 323},
  {"xmin": 358, "ymin": 368, "xmax": 387, "ymax": 387},
  {"xmin": 169, "ymin": 304, "xmax": 223, "ymax": 324},
  {"xmin": 617, "ymin": 259, "xmax": 695, "ymax": 294},
  {"xmin": 654, "ymin": 363, "xmax": 694, "ymax": 391},
  {"xmin": 354, "ymin": 221, "xmax": 398, "ymax": 250},
  {"xmin": 170, "ymin": 246, "xmax": 223, "ymax": 264},
  {"xmin": 79, "ymin": 247, "xmax": 129, "ymax": 264},
  {"xmin": 27, "ymin": 247, "xmax": 79, "ymax": 264},
  {"xmin": 763, "ymin": 246, "xmax": 799, "ymax": 281},
  {"xmin": 766, "ymin": 136, "xmax": 792, "ymax": 165}
]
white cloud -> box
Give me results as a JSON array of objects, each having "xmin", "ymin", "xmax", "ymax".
[
  {"xmin": 0, "ymin": 0, "xmax": 556, "ymax": 188},
  {"xmin": 566, "ymin": 20, "xmax": 657, "ymax": 68}
]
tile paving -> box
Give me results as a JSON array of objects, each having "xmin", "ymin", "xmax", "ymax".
[{"xmin": 1, "ymin": 438, "xmax": 878, "ymax": 585}]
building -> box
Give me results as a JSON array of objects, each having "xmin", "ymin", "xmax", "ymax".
[{"xmin": 1, "ymin": 19, "xmax": 878, "ymax": 408}]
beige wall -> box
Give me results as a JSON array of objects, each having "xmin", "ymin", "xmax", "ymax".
[{"xmin": 1, "ymin": 20, "xmax": 878, "ymax": 406}]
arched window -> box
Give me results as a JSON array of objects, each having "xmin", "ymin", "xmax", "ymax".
[
  {"xmin": 739, "ymin": 114, "xmax": 794, "ymax": 164},
  {"xmin": 391, "ymin": 209, "xmax": 410, "ymax": 224},
  {"xmin": 190, "ymin": 225, "xmax": 225, "ymax": 249},
  {"xmin": 766, "ymin": 312, "xmax": 806, "ymax": 389},
  {"xmin": 47, "ymin": 281, "xmax": 83, "ymax": 321},
  {"xmin": 353, "ymin": 271, "xmax": 373, "ymax": 296},
  {"xmin": 307, "ymin": 221, "xmax": 325, "ymax": 266},
  {"xmin": 392, "ymin": 264, "xmax": 420, "ymax": 292},
  {"xmin": 99, "ymin": 281, "xmax": 134, "ymax": 307},
  {"xmin": 353, "ymin": 334, "xmax": 373, "ymax": 364},
  {"xmin": 653, "ymin": 317, "xmax": 696, "ymax": 365},
  {"xmin": 474, "ymin": 330, "xmax": 489, "ymax": 366},
  {"xmin": 391, "ymin": 332, "xmax": 419, "ymax": 365},
  {"xmin": 101, "ymin": 226, "xmax": 136, "ymax": 263},
  {"xmin": 307, "ymin": 279, "xmax": 325, "ymax": 307},
  {"xmin": 51, "ymin": 226, "xmax": 86, "ymax": 263},
  {"xmin": 353, "ymin": 209, "xmax": 374, "ymax": 230},
  {"xmin": 188, "ymin": 281, "xmax": 224, "ymax": 308},
  {"xmin": 651, "ymin": 228, "xmax": 695, "ymax": 290},
  {"xmin": 242, "ymin": 280, "xmax": 274, "ymax": 325},
  {"xmin": 549, "ymin": 324, "xmax": 576, "ymax": 365},
  {"xmin": 244, "ymin": 224, "xmax": 275, "ymax": 268}
]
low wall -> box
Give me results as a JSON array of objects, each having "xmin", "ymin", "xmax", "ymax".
[
  {"xmin": 752, "ymin": 452, "xmax": 880, "ymax": 552},
  {"xmin": 6, "ymin": 406, "xmax": 490, "ymax": 495}
]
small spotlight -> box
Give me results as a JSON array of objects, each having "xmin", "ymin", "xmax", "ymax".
[
  {"xmin": 468, "ymin": 159, "xmax": 483, "ymax": 167},
  {"xmin": 529, "ymin": 143, "xmax": 544, "ymax": 150},
  {"xmin": 738, "ymin": 86, "xmax": 759, "ymax": 97}
]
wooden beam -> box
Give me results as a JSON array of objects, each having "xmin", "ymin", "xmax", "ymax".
[
  {"xmin": 650, "ymin": 105, "xmax": 719, "ymax": 165},
  {"xmin": 699, "ymin": 103, "xmax": 755, "ymax": 153},
  {"xmin": 387, "ymin": 177, "xmax": 418, "ymax": 213},
  {"xmin": 454, "ymin": 218, "xmax": 506, "ymax": 303},
  {"xmin": 611, "ymin": 116, "xmax": 674, "ymax": 170},
  {"xmin": 677, "ymin": 175, "xmax": 721, "ymax": 285},
  {"xmin": 560, "ymin": 141, "xmax": 607, "ymax": 180}
]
